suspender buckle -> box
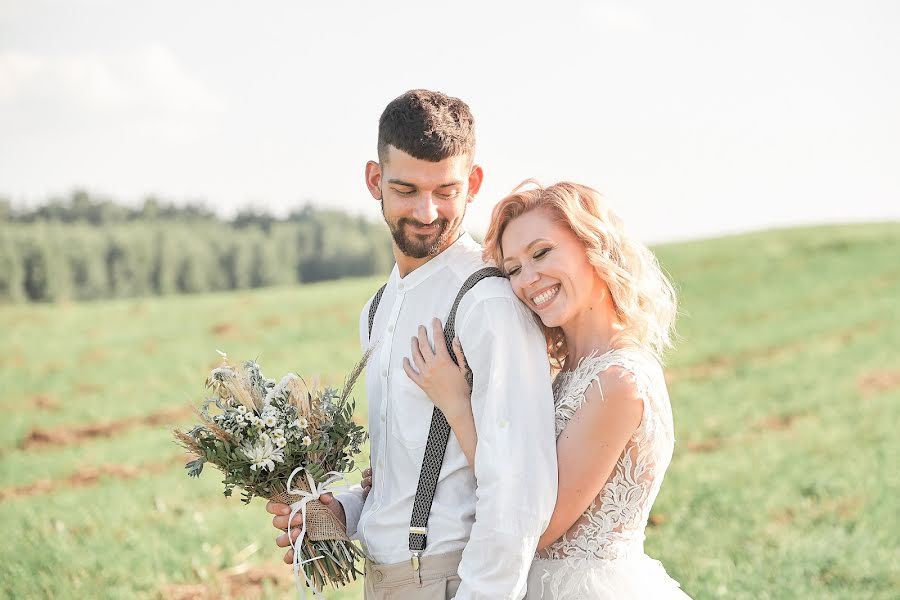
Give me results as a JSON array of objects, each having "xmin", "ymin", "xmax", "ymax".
[{"xmin": 410, "ymin": 551, "xmax": 422, "ymax": 585}]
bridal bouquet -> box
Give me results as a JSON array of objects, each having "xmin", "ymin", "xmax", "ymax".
[{"xmin": 174, "ymin": 351, "xmax": 370, "ymax": 596}]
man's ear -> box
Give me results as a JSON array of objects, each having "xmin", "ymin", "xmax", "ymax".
[
  {"xmin": 365, "ymin": 160, "xmax": 383, "ymax": 201},
  {"xmin": 467, "ymin": 164, "xmax": 484, "ymax": 204}
]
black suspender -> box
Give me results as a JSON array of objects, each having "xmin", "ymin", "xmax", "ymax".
[
  {"xmin": 365, "ymin": 267, "xmax": 505, "ymax": 578},
  {"xmin": 367, "ymin": 283, "xmax": 387, "ymax": 341}
]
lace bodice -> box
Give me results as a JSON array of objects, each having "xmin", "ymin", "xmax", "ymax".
[{"xmin": 537, "ymin": 348, "xmax": 676, "ymax": 561}]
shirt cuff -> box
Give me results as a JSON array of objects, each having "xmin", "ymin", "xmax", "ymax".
[{"xmin": 334, "ymin": 486, "xmax": 365, "ymax": 537}]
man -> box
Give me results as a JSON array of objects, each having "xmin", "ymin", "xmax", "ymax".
[{"xmin": 268, "ymin": 89, "xmax": 557, "ymax": 599}]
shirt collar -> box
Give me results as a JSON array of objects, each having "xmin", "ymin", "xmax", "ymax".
[{"xmin": 390, "ymin": 232, "xmax": 479, "ymax": 292}]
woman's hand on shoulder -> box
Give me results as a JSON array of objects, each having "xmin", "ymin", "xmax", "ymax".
[{"xmin": 403, "ymin": 318, "xmax": 473, "ymax": 424}]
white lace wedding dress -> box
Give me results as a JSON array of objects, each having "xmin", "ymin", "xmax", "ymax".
[{"xmin": 526, "ymin": 348, "xmax": 691, "ymax": 599}]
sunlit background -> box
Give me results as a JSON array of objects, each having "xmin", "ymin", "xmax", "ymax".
[
  {"xmin": 2, "ymin": 2, "xmax": 898, "ymax": 599},
  {"xmin": 2, "ymin": 0, "xmax": 898, "ymax": 242}
]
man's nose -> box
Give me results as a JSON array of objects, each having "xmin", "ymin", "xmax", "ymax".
[{"xmin": 413, "ymin": 194, "xmax": 439, "ymax": 224}]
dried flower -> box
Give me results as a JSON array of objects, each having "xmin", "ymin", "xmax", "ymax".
[
  {"xmin": 241, "ymin": 438, "xmax": 284, "ymax": 472},
  {"xmin": 176, "ymin": 351, "xmax": 372, "ymax": 594}
]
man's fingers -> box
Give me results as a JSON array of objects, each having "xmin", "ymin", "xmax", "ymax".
[
  {"xmin": 275, "ymin": 530, "xmax": 290, "ymax": 548},
  {"xmin": 283, "ymin": 548, "xmax": 294, "ymax": 565},
  {"xmin": 277, "ymin": 526, "xmax": 306, "ymax": 547},
  {"xmin": 266, "ymin": 500, "xmax": 290, "ymax": 516},
  {"xmin": 272, "ymin": 511, "xmax": 307, "ymax": 530}
]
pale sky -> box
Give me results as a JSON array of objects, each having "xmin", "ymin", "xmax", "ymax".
[{"xmin": 1, "ymin": 0, "xmax": 898, "ymax": 243}]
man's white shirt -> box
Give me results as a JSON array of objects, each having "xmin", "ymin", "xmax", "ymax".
[{"xmin": 336, "ymin": 233, "xmax": 558, "ymax": 599}]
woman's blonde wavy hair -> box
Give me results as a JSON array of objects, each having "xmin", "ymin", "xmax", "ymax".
[{"xmin": 483, "ymin": 180, "xmax": 678, "ymax": 366}]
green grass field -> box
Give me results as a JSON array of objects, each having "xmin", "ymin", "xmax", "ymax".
[{"xmin": 2, "ymin": 223, "xmax": 898, "ymax": 599}]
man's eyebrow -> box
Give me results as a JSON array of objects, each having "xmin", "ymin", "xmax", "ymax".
[{"xmin": 386, "ymin": 179, "xmax": 463, "ymax": 188}]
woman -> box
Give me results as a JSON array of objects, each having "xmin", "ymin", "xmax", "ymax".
[{"xmin": 367, "ymin": 181, "xmax": 690, "ymax": 598}]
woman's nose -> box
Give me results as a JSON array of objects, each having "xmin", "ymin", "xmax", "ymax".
[{"xmin": 520, "ymin": 263, "xmax": 540, "ymax": 287}]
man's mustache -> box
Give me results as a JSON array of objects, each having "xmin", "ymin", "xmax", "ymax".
[{"xmin": 399, "ymin": 218, "xmax": 449, "ymax": 230}]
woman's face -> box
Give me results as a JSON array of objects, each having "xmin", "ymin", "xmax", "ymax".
[{"xmin": 500, "ymin": 208, "xmax": 602, "ymax": 329}]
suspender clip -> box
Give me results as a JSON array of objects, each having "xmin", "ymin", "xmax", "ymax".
[{"xmin": 410, "ymin": 551, "xmax": 422, "ymax": 586}]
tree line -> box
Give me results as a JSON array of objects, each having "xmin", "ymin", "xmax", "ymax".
[{"xmin": 0, "ymin": 191, "xmax": 394, "ymax": 303}]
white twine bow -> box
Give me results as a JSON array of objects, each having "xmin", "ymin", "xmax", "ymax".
[{"xmin": 285, "ymin": 466, "xmax": 350, "ymax": 600}]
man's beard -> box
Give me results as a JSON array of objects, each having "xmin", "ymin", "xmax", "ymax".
[{"xmin": 382, "ymin": 202, "xmax": 461, "ymax": 259}]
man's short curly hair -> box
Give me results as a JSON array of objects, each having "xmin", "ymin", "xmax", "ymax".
[{"xmin": 378, "ymin": 89, "xmax": 476, "ymax": 164}]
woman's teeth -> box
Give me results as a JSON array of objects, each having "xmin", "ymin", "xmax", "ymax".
[{"xmin": 532, "ymin": 285, "xmax": 560, "ymax": 306}]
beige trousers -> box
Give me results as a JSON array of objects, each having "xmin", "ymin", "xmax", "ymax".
[{"xmin": 363, "ymin": 550, "xmax": 463, "ymax": 600}]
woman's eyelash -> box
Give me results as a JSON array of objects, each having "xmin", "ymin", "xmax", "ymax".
[{"xmin": 534, "ymin": 247, "xmax": 551, "ymax": 259}]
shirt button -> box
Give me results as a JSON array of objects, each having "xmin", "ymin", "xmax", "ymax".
[
  {"xmin": 381, "ymin": 369, "xmax": 387, "ymax": 377},
  {"xmin": 378, "ymin": 459, "xmax": 384, "ymax": 468},
  {"xmin": 387, "ymin": 324, "xmax": 394, "ymax": 333},
  {"xmin": 380, "ymin": 414, "xmax": 385, "ymax": 423},
  {"xmin": 398, "ymin": 283, "xmax": 404, "ymax": 291}
]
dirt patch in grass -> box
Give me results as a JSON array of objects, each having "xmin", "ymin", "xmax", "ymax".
[
  {"xmin": 685, "ymin": 437, "xmax": 724, "ymax": 453},
  {"xmin": 753, "ymin": 411, "xmax": 811, "ymax": 432},
  {"xmin": 259, "ymin": 315, "xmax": 284, "ymax": 328},
  {"xmin": 685, "ymin": 411, "xmax": 813, "ymax": 454},
  {"xmin": 31, "ymin": 394, "xmax": 60, "ymax": 411},
  {"xmin": 858, "ymin": 369, "xmax": 900, "ymax": 397},
  {"xmin": 19, "ymin": 405, "xmax": 193, "ymax": 450},
  {"xmin": 211, "ymin": 322, "xmax": 239, "ymax": 335},
  {"xmin": 0, "ymin": 354, "xmax": 26, "ymax": 368},
  {"xmin": 79, "ymin": 348, "xmax": 109, "ymax": 365},
  {"xmin": 769, "ymin": 495, "xmax": 863, "ymax": 527},
  {"xmin": 668, "ymin": 320, "xmax": 884, "ymax": 383},
  {"xmin": 0, "ymin": 455, "xmax": 185, "ymax": 501},
  {"xmin": 163, "ymin": 564, "xmax": 293, "ymax": 600},
  {"xmin": 40, "ymin": 360, "xmax": 65, "ymax": 375},
  {"xmin": 74, "ymin": 381, "xmax": 104, "ymax": 394}
]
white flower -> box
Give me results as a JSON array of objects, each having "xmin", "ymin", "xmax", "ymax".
[
  {"xmin": 264, "ymin": 415, "xmax": 277, "ymax": 428},
  {"xmin": 275, "ymin": 437, "xmax": 287, "ymax": 448},
  {"xmin": 264, "ymin": 373, "xmax": 300, "ymax": 405},
  {"xmin": 235, "ymin": 413, "xmax": 245, "ymax": 424},
  {"xmin": 240, "ymin": 438, "xmax": 284, "ymax": 472},
  {"xmin": 237, "ymin": 405, "xmax": 247, "ymax": 414},
  {"xmin": 273, "ymin": 428, "xmax": 284, "ymax": 438},
  {"xmin": 302, "ymin": 435, "xmax": 312, "ymax": 446},
  {"xmin": 210, "ymin": 367, "xmax": 235, "ymax": 379},
  {"xmin": 292, "ymin": 417, "xmax": 308, "ymax": 429},
  {"xmin": 258, "ymin": 432, "xmax": 270, "ymax": 444}
]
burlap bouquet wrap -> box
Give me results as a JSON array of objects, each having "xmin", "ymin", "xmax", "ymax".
[{"xmin": 269, "ymin": 479, "xmax": 350, "ymax": 542}]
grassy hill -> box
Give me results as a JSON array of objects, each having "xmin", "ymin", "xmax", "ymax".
[{"xmin": 1, "ymin": 223, "xmax": 897, "ymax": 599}]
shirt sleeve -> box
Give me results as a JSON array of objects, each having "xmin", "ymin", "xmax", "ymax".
[
  {"xmin": 335, "ymin": 485, "xmax": 366, "ymax": 537},
  {"xmin": 453, "ymin": 295, "xmax": 558, "ymax": 600}
]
